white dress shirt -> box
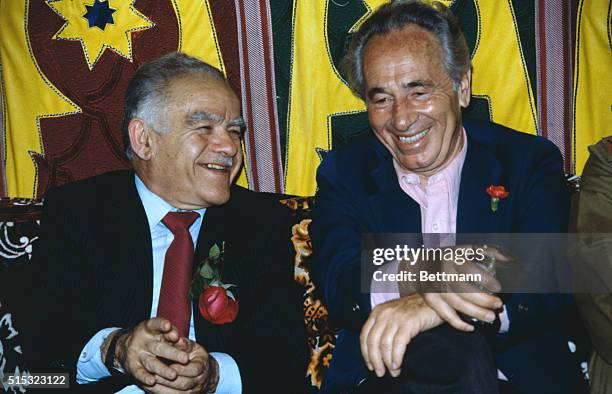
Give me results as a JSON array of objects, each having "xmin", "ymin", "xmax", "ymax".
[{"xmin": 75, "ymin": 175, "xmax": 241, "ymax": 393}]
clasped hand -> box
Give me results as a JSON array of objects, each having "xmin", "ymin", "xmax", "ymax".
[
  {"xmin": 361, "ymin": 245, "xmax": 513, "ymax": 378},
  {"xmin": 108, "ymin": 318, "xmax": 218, "ymax": 393},
  {"xmin": 413, "ymin": 244, "xmax": 511, "ymax": 331}
]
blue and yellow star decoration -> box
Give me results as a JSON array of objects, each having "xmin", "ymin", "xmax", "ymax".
[{"xmin": 47, "ymin": 0, "xmax": 155, "ymax": 70}]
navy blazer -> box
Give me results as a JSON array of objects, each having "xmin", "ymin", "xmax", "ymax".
[{"xmin": 310, "ymin": 119, "xmax": 586, "ymax": 394}]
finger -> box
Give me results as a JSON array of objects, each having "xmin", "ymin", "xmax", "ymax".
[
  {"xmin": 365, "ymin": 318, "xmax": 387, "ymax": 377},
  {"xmin": 484, "ymin": 244, "xmax": 514, "ymax": 262},
  {"xmin": 142, "ymin": 383, "xmax": 183, "ymax": 394},
  {"xmin": 425, "ymin": 293, "xmax": 474, "ymax": 332},
  {"xmin": 459, "ymin": 292, "xmax": 502, "ymax": 311},
  {"xmin": 477, "ymin": 271, "xmax": 501, "ymax": 293},
  {"xmin": 172, "ymin": 337, "xmax": 193, "ymax": 352},
  {"xmin": 380, "ymin": 324, "xmax": 399, "ymax": 375},
  {"xmin": 169, "ymin": 359, "xmax": 206, "ymax": 378},
  {"xmin": 147, "ymin": 340, "xmax": 190, "ymax": 364},
  {"xmin": 443, "ymin": 293, "xmax": 497, "ymax": 324},
  {"xmin": 160, "ymin": 327, "xmax": 181, "ymax": 344},
  {"xmin": 141, "ymin": 353, "xmax": 178, "ymax": 381},
  {"xmin": 131, "ymin": 364, "xmax": 157, "ymax": 387},
  {"xmin": 155, "ymin": 374, "xmax": 201, "ymax": 391},
  {"xmin": 452, "ymin": 272, "xmax": 500, "ymax": 294},
  {"xmin": 360, "ymin": 316, "xmax": 376, "ymax": 371},
  {"xmin": 146, "ymin": 317, "xmax": 173, "ymax": 335},
  {"xmin": 390, "ymin": 325, "xmax": 414, "ymax": 377}
]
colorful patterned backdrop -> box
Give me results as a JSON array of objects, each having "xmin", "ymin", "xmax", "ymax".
[{"xmin": 0, "ymin": 0, "xmax": 610, "ymax": 198}]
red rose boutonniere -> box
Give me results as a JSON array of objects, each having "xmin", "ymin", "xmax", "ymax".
[
  {"xmin": 190, "ymin": 243, "xmax": 239, "ymax": 324},
  {"xmin": 486, "ymin": 185, "xmax": 509, "ymax": 212}
]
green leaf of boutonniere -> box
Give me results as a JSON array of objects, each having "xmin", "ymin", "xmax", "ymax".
[
  {"xmin": 209, "ymin": 244, "xmax": 221, "ymax": 259},
  {"xmin": 200, "ymin": 262, "xmax": 215, "ymax": 279},
  {"xmin": 190, "ymin": 275, "xmax": 206, "ymax": 299}
]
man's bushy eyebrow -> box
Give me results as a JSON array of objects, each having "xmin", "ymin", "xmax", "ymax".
[
  {"xmin": 403, "ymin": 80, "xmax": 433, "ymax": 88},
  {"xmin": 366, "ymin": 79, "xmax": 435, "ymax": 100},
  {"xmin": 229, "ymin": 117, "xmax": 246, "ymax": 128},
  {"xmin": 186, "ymin": 111, "xmax": 223, "ymax": 126},
  {"xmin": 366, "ymin": 87, "xmax": 386, "ymax": 100}
]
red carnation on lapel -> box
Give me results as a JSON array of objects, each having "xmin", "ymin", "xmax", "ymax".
[
  {"xmin": 486, "ymin": 185, "xmax": 509, "ymax": 212},
  {"xmin": 198, "ymin": 285, "xmax": 239, "ymax": 324}
]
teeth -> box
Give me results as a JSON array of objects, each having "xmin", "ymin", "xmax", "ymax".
[
  {"xmin": 205, "ymin": 164, "xmax": 226, "ymax": 170},
  {"xmin": 399, "ymin": 128, "xmax": 429, "ymax": 144}
]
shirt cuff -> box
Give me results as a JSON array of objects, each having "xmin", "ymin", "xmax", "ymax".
[
  {"xmin": 210, "ymin": 352, "xmax": 242, "ymax": 394},
  {"xmin": 498, "ymin": 305, "xmax": 510, "ymax": 333},
  {"xmin": 76, "ymin": 327, "xmax": 120, "ymax": 384},
  {"xmin": 370, "ymin": 260, "xmax": 401, "ymax": 308}
]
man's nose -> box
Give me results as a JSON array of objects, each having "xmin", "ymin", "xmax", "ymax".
[
  {"xmin": 211, "ymin": 129, "xmax": 239, "ymax": 156},
  {"xmin": 392, "ymin": 99, "xmax": 418, "ymax": 132}
]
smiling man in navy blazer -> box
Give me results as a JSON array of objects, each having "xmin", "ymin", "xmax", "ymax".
[
  {"xmin": 26, "ymin": 52, "xmax": 307, "ymax": 393},
  {"xmin": 310, "ymin": 1, "xmax": 586, "ymax": 393}
]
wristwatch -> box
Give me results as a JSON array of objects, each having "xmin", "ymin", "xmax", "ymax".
[{"xmin": 104, "ymin": 328, "xmax": 128, "ymax": 374}]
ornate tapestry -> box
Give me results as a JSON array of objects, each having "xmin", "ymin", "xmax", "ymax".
[{"xmin": 0, "ymin": 0, "xmax": 610, "ymax": 198}]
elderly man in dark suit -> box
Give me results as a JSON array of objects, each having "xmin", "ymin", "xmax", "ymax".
[
  {"xmin": 310, "ymin": 1, "xmax": 586, "ymax": 393},
  {"xmin": 26, "ymin": 52, "xmax": 307, "ymax": 393}
]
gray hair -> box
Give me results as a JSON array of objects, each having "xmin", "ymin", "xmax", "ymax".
[
  {"xmin": 341, "ymin": 0, "xmax": 471, "ymax": 99},
  {"xmin": 122, "ymin": 52, "xmax": 226, "ymax": 160}
]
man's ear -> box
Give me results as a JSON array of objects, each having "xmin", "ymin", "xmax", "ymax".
[
  {"xmin": 458, "ymin": 69, "xmax": 471, "ymax": 108},
  {"xmin": 128, "ymin": 118, "xmax": 154, "ymax": 160}
]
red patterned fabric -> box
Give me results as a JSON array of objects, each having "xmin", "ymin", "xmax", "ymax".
[{"xmin": 26, "ymin": 1, "xmax": 180, "ymax": 197}]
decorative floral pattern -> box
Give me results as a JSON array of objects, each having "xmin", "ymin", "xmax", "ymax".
[{"xmin": 281, "ymin": 197, "xmax": 338, "ymax": 389}]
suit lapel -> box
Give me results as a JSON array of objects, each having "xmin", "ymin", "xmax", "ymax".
[
  {"xmin": 457, "ymin": 132, "xmax": 504, "ymax": 234},
  {"xmin": 367, "ymin": 139, "xmax": 422, "ymax": 233},
  {"xmin": 103, "ymin": 171, "xmax": 153, "ymax": 323}
]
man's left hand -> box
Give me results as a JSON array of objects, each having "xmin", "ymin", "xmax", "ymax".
[
  {"xmin": 144, "ymin": 340, "xmax": 220, "ymax": 394},
  {"xmin": 418, "ymin": 245, "xmax": 509, "ymax": 331}
]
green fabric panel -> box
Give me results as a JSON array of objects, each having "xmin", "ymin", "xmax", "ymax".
[
  {"xmin": 326, "ymin": 1, "xmax": 371, "ymax": 150},
  {"xmin": 270, "ymin": 0, "xmax": 294, "ymax": 168},
  {"xmin": 452, "ymin": 0, "xmax": 493, "ymax": 122},
  {"xmin": 511, "ymin": 0, "xmax": 537, "ymax": 111}
]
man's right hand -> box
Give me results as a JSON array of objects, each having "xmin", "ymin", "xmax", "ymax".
[
  {"xmin": 360, "ymin": 293, "xmax": 444, "ymax": 378},
  {"xmin": 105, "ymin": 318, "xmax": 191, "ymax": 388}
]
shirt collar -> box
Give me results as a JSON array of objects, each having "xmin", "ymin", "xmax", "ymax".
[{"xmin": 134, "ymin": 174, "xmax": 206, "ymax": 230}]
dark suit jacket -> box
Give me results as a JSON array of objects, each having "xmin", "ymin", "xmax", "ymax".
[
  {"xmin": 25, "ymin": 170, "xmax": 308, "ymax": 393},
  {"xmin": 310, "ymin": 119, "xmax": 586, "ymax": 394}
]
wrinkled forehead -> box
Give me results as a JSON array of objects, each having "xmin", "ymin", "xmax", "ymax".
[{"xmin": 363, "ymin": 24, "xmax": 445, "ymax": 73}]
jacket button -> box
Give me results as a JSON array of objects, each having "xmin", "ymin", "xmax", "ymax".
[{"xmin": 352, "ymin": 303, "xmax": 361, "ymax": 312}]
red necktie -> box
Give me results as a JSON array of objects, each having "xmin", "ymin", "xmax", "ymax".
[{"xmin": 157, "ymin": 211, "xmax": 199, "ymax": 337}]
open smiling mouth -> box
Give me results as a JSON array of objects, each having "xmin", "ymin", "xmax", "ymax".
[
  {"xmin": 398, "ymin": 128, "xmax": 430, "ymax": 144},
  {"xmin": 200, "ymin": 163, "xmax": 230, "ymax": 172}
]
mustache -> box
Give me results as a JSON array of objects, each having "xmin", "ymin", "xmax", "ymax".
[{"xmin": 202, "ymin": 155, "xmax": 234, "ymax": 167}]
